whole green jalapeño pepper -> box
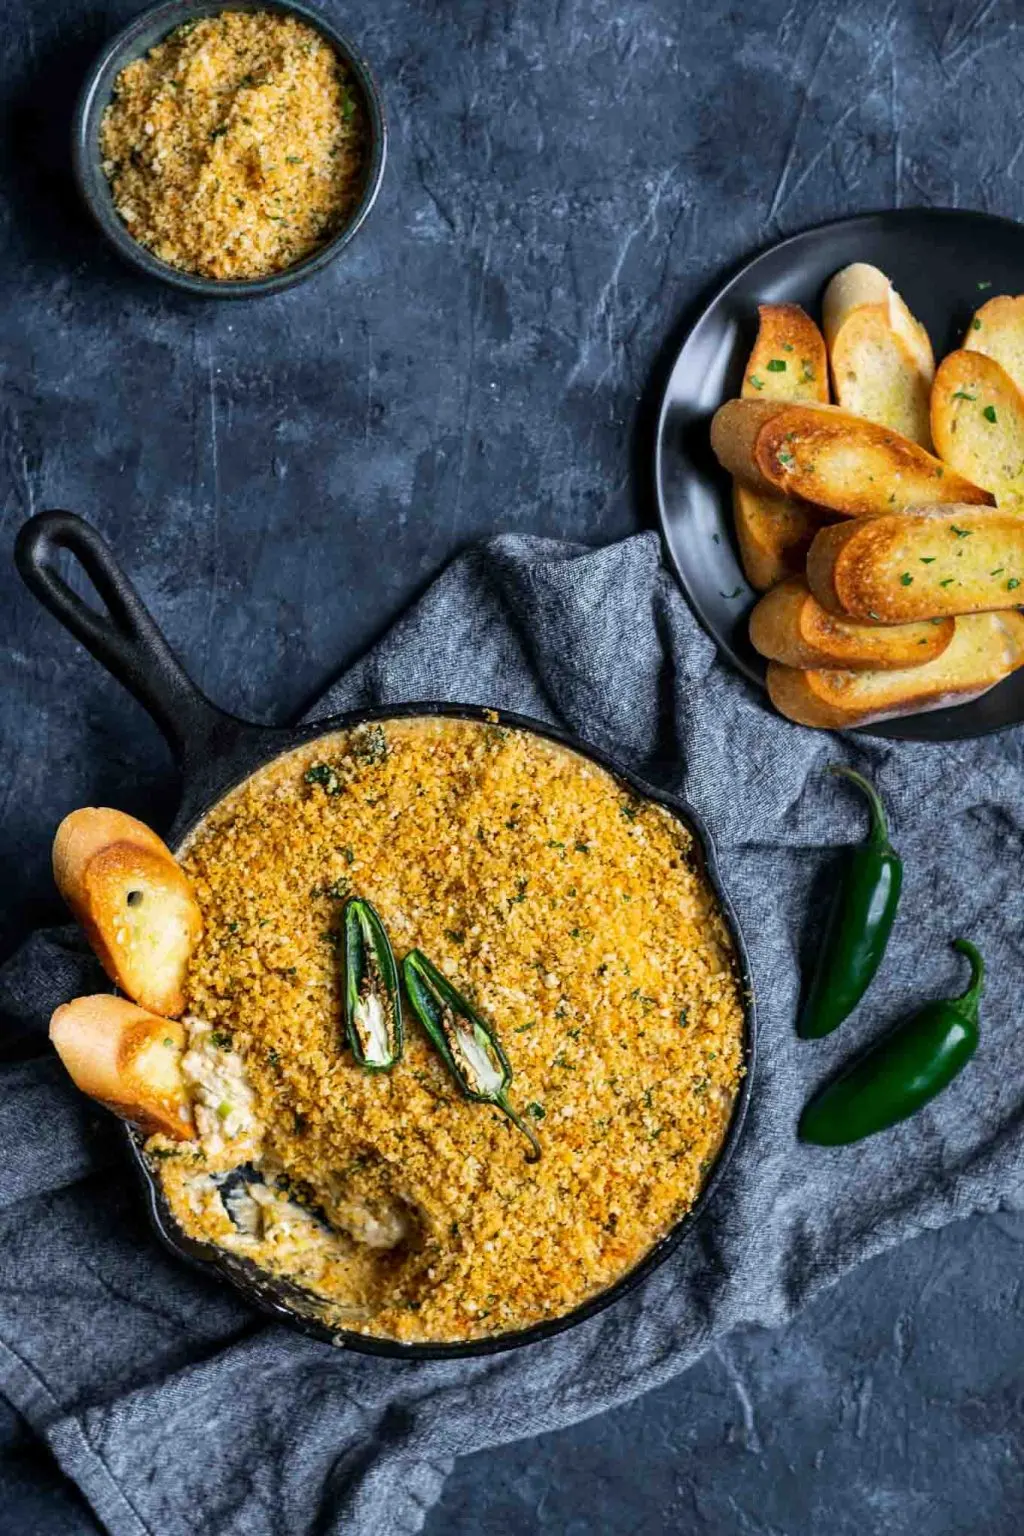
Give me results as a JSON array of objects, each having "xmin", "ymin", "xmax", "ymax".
[
  {"xmin": 402, "ymin": 949, "xmax": 541, "ymax": 1162},
  {"xmin": 798, "ymin": 766, "xmax": 902, "ymax": 1039},
  {"xmin": 800, "ymin": 939, "xmax": 984, "ymax": 1146}
]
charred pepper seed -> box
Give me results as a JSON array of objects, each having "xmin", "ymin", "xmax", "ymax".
[
  {"xmin": 800, "ymin": 939, "xmax": 984, "ymax": 1146},
  {"xmin": 798, "ymin": 765, "xmax": 902, "ymax": 1039},
  {"xmin": 343, "ymin": 898, "xmax": 403, "ymax": 1070},
  {"xmin": 402, "ymin": 949, "xmax": 541, "ymax": 1161}
]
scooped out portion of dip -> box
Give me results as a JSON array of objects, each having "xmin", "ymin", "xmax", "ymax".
[
  {"xmin": 99, "ymin": 11, "xmax": 366, "ymax": 279},
  {"xmin": 152, "ymin": 717, "xmax": 746, "ymax": 1345}
]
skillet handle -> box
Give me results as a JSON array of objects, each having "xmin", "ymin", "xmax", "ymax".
[{"xmin": 15, "ymin": 510, "xmax": 250, "ymax": 770}]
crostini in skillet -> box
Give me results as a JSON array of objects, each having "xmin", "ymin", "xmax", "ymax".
[
  {"xmin": 53, "ymin": 808, "xmax": 202, "ymax": 1018},
  {"xmin": 49, "ymin": 995, "xmax": 194, "ymax": 1139}
]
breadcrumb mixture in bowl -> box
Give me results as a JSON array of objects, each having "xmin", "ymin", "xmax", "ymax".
[
  {"xmin": 99, "ymin": 9, "xmax": 368, "ymax": 280},
  {"xmin": 153, "ymin": 717, "xmax": 747, "ymax": 1346}
]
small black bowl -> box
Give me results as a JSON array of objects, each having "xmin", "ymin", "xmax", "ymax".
[{"xmin": 72, "ymin": 0, "xmax": 387, "ymax": 297}]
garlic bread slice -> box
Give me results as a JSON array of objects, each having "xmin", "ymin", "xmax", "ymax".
[
  {"xmin": 733, "ymin": 304, "xmax": 829, "ymax": 590},
  {"xmin": 750, "ymin": 575, "xmax": 954, "ymax": 671},
  {"xmin": 53, "ymin": 808, "xmax": 201, "ymax": 1017},
  {"xmin": 766, "ymin": 611, "xmax": 1024, "ymax": 729},
  {"xmin": 711, "ymin": 400, "xmax": 992, "ymax": 516},
  {"xmin": 823, "ymin": 264, "xmax": 934, "ymax": 446},
  {"xmin": 742, "ymin": 303, "xmax": 828, "ymax": 402},
  {"xmin": 733, "ymin": 485, "xmax": 825, "ymax": 591},
  {"xmin": 50, "ymin": 995, "xmax": 194, "ymax": 1139},
  {"xmin": 806, "ymin": 505, "xmax": 1024, "ymax": 622},
  {"xmin": 931, "ymin": 349, "xmax": 1024, "ymax": 509},
  {"xmin": 965, "ymin": 294, "xmax": 1024, "ymax": 388}
]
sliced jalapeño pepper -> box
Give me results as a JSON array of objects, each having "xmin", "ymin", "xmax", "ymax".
[
  {"xmin": 798, "ymin": 765, "xmax": 903, "ymax": 1040},
  {"xmin": 343, "ymin": 899, "xmax": 403, "ymax": 1070},
  {"xmin": 402, "ymin": 949, "xmax": 541, "ymax": 1161},
  {"xmin": 800, "ymin": 939, "xmax": 984, "ymax": 1146}
]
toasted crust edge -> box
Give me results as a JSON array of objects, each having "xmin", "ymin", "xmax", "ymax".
[
  {"xmin": 806, "ymin": 507, "xmax": 1024, "ymax": 622},
  {"xmin": 49, "ymin": 996, "xmax": 194, "ymax": 1139},
  {"xmin": 750, "ymin": 576, "xmax": 955, "ymax": 670},
  {"xmin": 765, "ymin": 659, "xmax": 999, "ymax": 730},
  {"xmin": 52, "ymin": 808, "xmax": 201, "ymax": 1018}
]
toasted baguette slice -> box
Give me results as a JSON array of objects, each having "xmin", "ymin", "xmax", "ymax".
[
  {"xmin": 733, "ymin": 306, "xmax": 829, "ymax": 589},
  {"xmin": 823, "ymin": 264, "xmax": 934, "ymax": 446},
  {"xmin": 767, "ymin": 611, "xmax": 1024, "ymax": 729},
  {"xmin": 750, "ymin": 576, "xmax": 955, "ymax": 670},
  {"xmin": 50, "ymin": 996, "xmax": 194, "ymax": 1139},
  {"xmin": 931, "ymin": 350, "xmax": 1024, "ymax": 509},
  {"xmin": 742, "ymin": 304, "xmax": 828, "ymax": 403},
  {"xmin": 965, "ymin": 295, "xmax": 1024, "ymax": 388},
  {"xmin": 806, "ymin": 505, "xmax": 1024, "ymax": 623},
  {"xmin": 710, "ymin": 400, "xmax": 992, "ymax": 516},
  {"xmin": 53, "ymin": 808, "xmax": 201, "ymax": 1017},
  {"xmin": 733, "ymin": 485, "xmax": 825, "ymax": 590}
]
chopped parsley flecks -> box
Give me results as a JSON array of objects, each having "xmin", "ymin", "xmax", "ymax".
[
  {"xmin": 983, "ymin": 405, "xmax": 998, "ymax": 424},
  {"xmin": 356, "ymin": 725, "xmax": 388, "ymax": 764},
  {"xmin": 900, "ymin": 573, "xmax": 913, "ymax": 586},
  {"xmin": 305, "ymin": 762, "xmax": 343, "ymax": 794},
  {"xmin": 766, "ymin": 359, "xmax": 786, "ymax": 372}
]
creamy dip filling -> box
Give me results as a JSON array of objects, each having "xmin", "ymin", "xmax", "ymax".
[
  {"xmin": 170, "ymin": 1019, "xmax": 408, "ymax": 1258},
  {"xmin": 181, "ymin": 1018, "xmax": 259, "ymax": 1155}
]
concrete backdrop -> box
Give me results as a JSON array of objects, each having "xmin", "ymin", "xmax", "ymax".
[{"xmin": 2, "ymin": 0, "xmax": 1022, "ymax": 1530}]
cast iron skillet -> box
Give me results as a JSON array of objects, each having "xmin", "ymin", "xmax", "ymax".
[{"xmin": 15, "ymin": 509, "xmax": 756, "ymax": 1360}]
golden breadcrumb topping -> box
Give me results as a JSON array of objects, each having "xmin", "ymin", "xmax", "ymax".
[
  {"xmin": 100, "ymin": 11, "xmax": 365, "ymax": 279},
  {"xmin": 156, "ymin": 718, "xmax": 746, "ymax": 1344}
]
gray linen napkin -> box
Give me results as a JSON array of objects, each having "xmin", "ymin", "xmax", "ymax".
[{"xmin": 2, "ymin": 531, "xmax": 1023, "ymax": 1536}]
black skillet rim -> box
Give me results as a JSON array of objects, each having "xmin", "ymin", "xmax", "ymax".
[{"xmin": 125, "ymin": 700, "xmax": 757, "ymax": 1360}]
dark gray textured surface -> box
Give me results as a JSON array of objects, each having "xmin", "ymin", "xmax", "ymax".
[{"xmin": 2, "ymin": 0, "xmax": 1023, "ymax": 1531}]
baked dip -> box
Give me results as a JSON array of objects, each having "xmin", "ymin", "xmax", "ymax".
[
  {"xmin": 151, "ymin": 717, "xmax": 746, "ymax": 1344},
  {"xmin": 99, "ymin": 11, "xmax": 366, "ymax": 280}
]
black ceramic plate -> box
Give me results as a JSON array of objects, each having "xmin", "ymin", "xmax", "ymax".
[{"xmin": 655, "ymin": 208, "xmax": 1024, "ymax": 741}]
